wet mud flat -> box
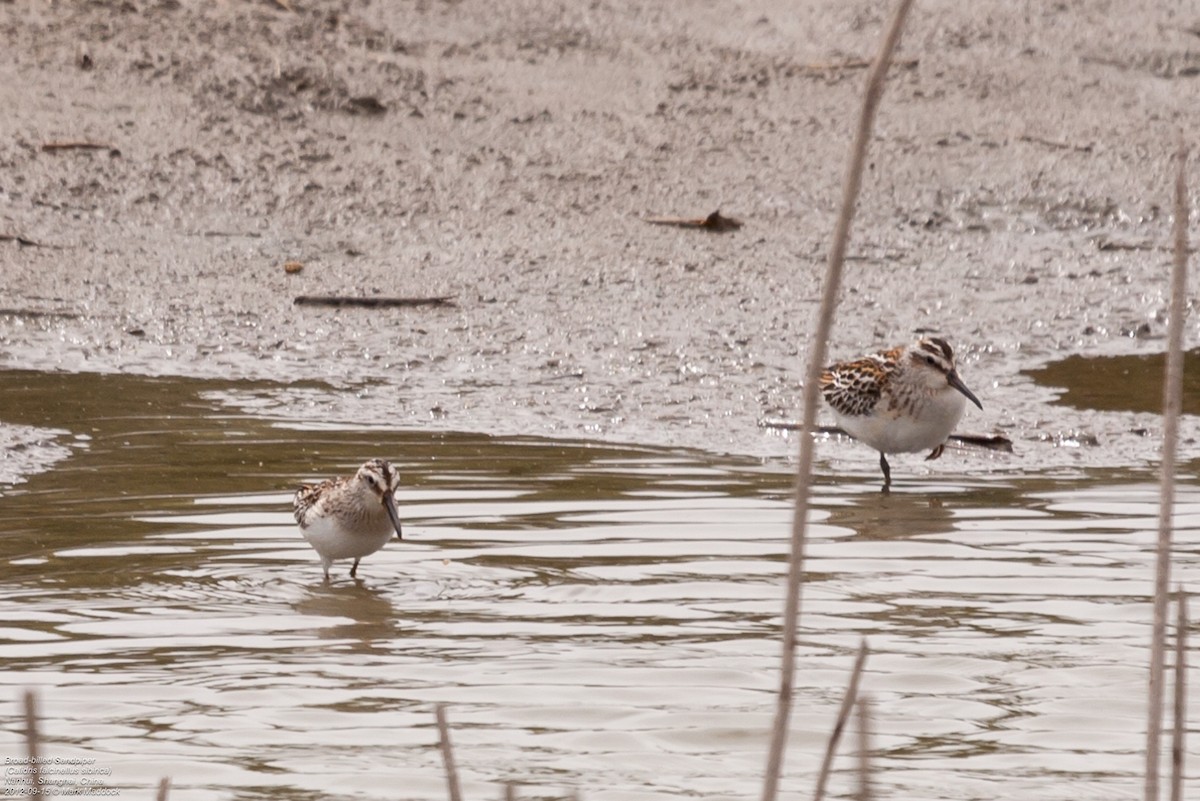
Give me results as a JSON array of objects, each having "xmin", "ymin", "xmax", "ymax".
[{"xmin": 1, "ymin": 1, "xmax": 1198, "ymax": 479}]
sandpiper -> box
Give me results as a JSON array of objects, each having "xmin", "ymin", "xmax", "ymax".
[
  {"xmin": 819, "ymin": 337, "xmax": 983, "ymax": 491},
  {"xmin": 293, "ymin": 458, "xmax": 404, "ymax": 579}
]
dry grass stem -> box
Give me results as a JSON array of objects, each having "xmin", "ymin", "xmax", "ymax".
[
  {"xmin": 813, "ymin": 640, "xmax": 870, "ymax": 801},
  {"xmin": 760, "ymin": 2, "xmax": 915, "ymax": 799},
  {"xmin": 1144, "ymin": 141, "xmax": 1190, "ymax": 801},
  {"xmin": 435, "ymin": 704, "xmax": 463, "ymax": 801},
  {"xmin": 854, "ymin": 696, "xmax": 873, "ymax": 801},
  {"xmin": 156, "ymin": 777, "xmax": 171, "ymax": 801},
  {"xmin": 1171, "ymin": 590, "xmax": 1189, "ymax": 801},
  {"xmin": 23, "ymin": 690, "xmax": 41, "ymax": 788}
]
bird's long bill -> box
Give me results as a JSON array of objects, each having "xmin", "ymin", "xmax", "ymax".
[
  {"xmin": 383, "ymin": 492, "xmax": 404, "ymax": 539},
  {"xmin": 948, "ymin": 370, "xmax": 984, "ymax": 410}
]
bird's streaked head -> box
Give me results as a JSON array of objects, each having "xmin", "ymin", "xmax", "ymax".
[
  {"xmin": 356, "ymin": 458, "xmax": 404, "ymax": 539},
  {"xmin": 908, "ymin": 337, "xmax": 983, "ymax": 410}
]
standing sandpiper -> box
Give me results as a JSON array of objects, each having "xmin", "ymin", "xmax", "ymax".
[
  {"xmin": 293, "ymin": 458, "xmax": 404, "ymax": 579},
  {"xmin": 819, "ymin": 337, "xmax": 983, "ymax": 491}
]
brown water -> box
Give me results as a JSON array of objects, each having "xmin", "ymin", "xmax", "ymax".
[
  {"xmin": 1025, "ymin": 348, "xmax": 1200, "ymax": 416},
  {"xmin": 1, "ymin": 370, "xmax": 1197, "ymax": 800}
]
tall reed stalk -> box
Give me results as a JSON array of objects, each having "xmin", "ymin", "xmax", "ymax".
[
  {"xmin": 436, "ymin": 704, "xmax": 463, "ymax": 801},
  {"xmin": 760, "ymin": 2, "xmax": 915, "ymax": 799},
  {"xmin": 1170, "ymin": 590, "xmax": 1188, "ymax": 801},
  {"xmin": 1143, "ymin": 142, "xmax": 1189, "ymax": 801},
  {"xmin": 813, "ymin": 640, "xmax": 870, "ymax": 801}
]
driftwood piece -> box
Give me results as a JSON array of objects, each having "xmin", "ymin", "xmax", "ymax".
[{"xmin": 293, "ymin": 295, "xmax": 455, "ymax": 308}]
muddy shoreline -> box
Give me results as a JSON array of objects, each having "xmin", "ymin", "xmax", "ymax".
[{"xmin": 2, "ymin": 1, "xmax": 1198, "ymax": 481}]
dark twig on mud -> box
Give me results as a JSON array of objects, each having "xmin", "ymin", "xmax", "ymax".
[
  {"xmin": 643, "ymin": 210, "xmax": 742, "ymax": 232},
  {"xmin": 294, "ymin": 295, "xmax": 456, "ymax": 309},
  {"xmin": 1171, "ymin": 590, "xmax": 1188, "ymax": 801},
  {"xmin": 942, "ymin": 432, "xmax": 1013, "ymax": 452},
  {"xmin": 760, "ymin": 421, "xmax": 1014, "ymax": 454},
  {"xmin": 41, "ymin": 140, "xmax": 121, "ymax": 157},
  {"xmin": 1017, "ymin": 134, "xmax": 1094, "ymax": 153},
  {"xmin": 435, "ymin": 704, "xmax": 463, "ymax": 801},
  {"xmin": 800, "ymin": 58, "xmax": 919, "ymax": 74},
  {"xmin": 1144, "ymin": 141, "xmax": 1189, "ymax": 801},
  {"xmin": 23, "ymin": 690, "xmax": 41, "ymax": 788},
  {"xmin": 0, "ymin": 233, "xmax": 61, "ymax": 249},
  {"xmin": 813, "ymin": 640, "xmax": 870, "ymax": 801},
  {"xmin": 760, "ymin": 2, "xmax": 915, "ymax": 800},
  {"xmin": 0, "ymin": 307, "xmax": 81, "ymax": 319}
]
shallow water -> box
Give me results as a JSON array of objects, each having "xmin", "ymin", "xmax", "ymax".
[
  {"xmin": 1, "ymin": 370, "xmax": 1198, "ymax": 801},
  {"xmin": 1025, "ymin": 348, "xmax": 1200, "ymax": 416}
]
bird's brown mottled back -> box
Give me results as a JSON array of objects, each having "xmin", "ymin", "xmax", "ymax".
[
  {"xmin": 819, "ymin": 347, "xmax": 903, "ymax": 417},
  {"xmin": 293, "ymin": 477, "xmax": 344, "ymax": 527}
]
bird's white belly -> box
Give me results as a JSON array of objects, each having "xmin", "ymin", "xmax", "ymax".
[
  {"xmin": 836, "ymin": 390, "xmax": 966, "ymax": 454},
  {"xmin": 300, "ymin": 515, "xmax": 394, "ymax": 560}
]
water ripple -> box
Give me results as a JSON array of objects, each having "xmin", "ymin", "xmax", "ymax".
[{"xmin": 0, "ymin": 431, "xmax": 1196, "ymax": 801}]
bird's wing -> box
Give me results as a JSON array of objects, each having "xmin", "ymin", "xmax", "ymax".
[
  {"xmin": 293, "ymin": 478, "xmax": 337, "ymax": 527},
  {"xmin": 819, "ymin": 353, "xmax": 896, "ymax": 417}
]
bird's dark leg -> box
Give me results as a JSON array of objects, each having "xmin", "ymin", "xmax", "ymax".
[
  {"xmin": 925, "ymin": 443, "xmax": 946, "ymax": 461},
  {"xmin": 350, "ymin": 558, "xmax": 360, "ymax": 578},
  {"xmin": 879, "ymin": 452, "xmax": 891, "ymax": 493}
]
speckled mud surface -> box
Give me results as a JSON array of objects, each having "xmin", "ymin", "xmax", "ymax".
[{"xmin": 2, "ymin": 0, "xmax": 1198, "ymax": 482}]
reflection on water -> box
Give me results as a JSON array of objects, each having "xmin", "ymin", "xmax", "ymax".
[{"xmin": 0, "ymin": 370, "xmax": 1198, "ymax": 801}]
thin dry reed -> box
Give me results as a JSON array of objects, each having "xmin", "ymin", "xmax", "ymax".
[
  {"xmin": 156, "ymin": 777, "xmax": 171, "ymax": 801},
  {"xmin": 854, "ymin": 696, "xmax": 873, "ymax": 801},
  {"xmin": 435, "ymin": 704, "xmax": 463, "ymax": 801},
  {"xmin": 1144, "ymin": 142, "xmax": 1190, "ymax": 801},
  {"xmin": 813, "ymin": 640, "xmax": 870, "ymax": 801},
  {"xmin": 23, "ymin": 690, "xmax": 41, "ymax": 788},
  {"xmin": 1170, "ymin": 590, "xmax": 1188, "ymax": 801},
  {"xmin": 760, "ymin": 2, "xmax": 915, "ymax": 799}
]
